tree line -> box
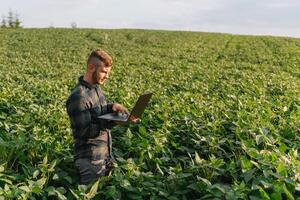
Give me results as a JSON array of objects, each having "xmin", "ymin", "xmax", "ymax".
[{"xmin": 1, "ymin": 10, "xmax": 22, "ymax": 28}]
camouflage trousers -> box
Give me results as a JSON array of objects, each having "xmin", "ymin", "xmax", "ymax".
[{"xmin": 75, "ymin": 157, "xmax": 115, "ymax": 185}]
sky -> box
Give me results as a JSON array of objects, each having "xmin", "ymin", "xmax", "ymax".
[{"xmin": 0, "ymin": 0, "xmax": 299, "ymax": 38}]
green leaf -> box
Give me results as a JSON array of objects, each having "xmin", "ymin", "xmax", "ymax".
[
  {"xmin": 177, "ymin": 173, "xmax": 192, "ymax": 179},
  {"xmin": 195, "ymin": 152, "xmax": 202, "ymax": 165},
  {"xmin": 197, "ymin": 176, "xmax": 211, "ymax": 186},
  {"xmin": 0, "ymin": 178, "xmax": 13, "ymax": 185},
  {"xmin": 255, "ymin": 135, "xmax": 264, "ymax": 145},
  {"xmin": 36, "ymin": 177, "xmax": 47, "ymax": 187},
  {"xmin": 270, "ymin": 192, "xmax": 282, "ymax": 200},
  {"xmin": 278, "ymin": 143, "xmax": 287, "ymax": 153},
  {"xmin": 19, "ymin": 185, "xmax": 31, "ymax": 193},
  {"xmin": 46, "ymin": 186, "xmax": 56, "ymax": 196},
  {"xmin": 250, "ymin": 195, "xmax": 264, "ymax": 200},
  {"xmin": 240, "ymin": 156, "xmax": 253, "ymax": 171},
  {"xmin": 260, "ymin": 180, "xmax": 272, "ymax": 189},
  {"xmin": 158, "ymin": 190, "xmax": 169, "ymax": 197},
  {"xmin": 49, "ymin": 159, "xmax": 57, "ymax": 171},
  {"xmin": 69, "ymin": 188, "xmax": 79, "ymax": 199},
  {"xmin": 0, "ymin": 165, "xmax": 4, "ymax": 173},
  {"xmin": 32, "ymin": 186, "xmax": 42, "ymax": 194},
  {"xmin": 120, "ymin": 179, "xmax": 135, "ymax": 191},
  {"xmin": 284, "ymin": 177, "xmax": 295, "ymax": 185},
  {"xmin": 259, "ymin": 187, "xmax": 271, "ymax": 200},
  {"xmin": 63, "ymin": 176, "xmax": 72, "ymax": 184},
  {"xmin": 211, "ymin": 184, "xmax": 226, "ymax": 193},
  {"xmin": 244, "ymin": 169, "xmax": 255, "ymax": 183},
  {"xmin": 78, "ymin": 184, "xmax": 89, "ymax": 193},
  {"xmin": 32, "ymin": 170, "xmax": 39, "ymax": 179},
  {"xmin": 56, "ymin": 187, "xmax": 66, "ymax": 194},
  {"xmin": 259, "ymin": 127, "xmax": 269, "ymax": 135},
  {"xmin": 105, "ymin": 186, "xmax": 117, "ymax": 198},
  {"xmin": 52, "ymin": 173, "xmax": 59, "ymax": 180},
  {"xmin": 138, "ymin": 126, "xmax": 147, "ymax": 136},
  {"xmin": 126, "ymin": 128, "xmax": 133, "ymax": 139},
  {"xmin": 283, "ymin": 184, "xmax": 295, "ymax": 200},
  {"xmin": 156, "ymin": 163, "xmax": 164, "ymax": 175},
  {"xmin": 55, "ymin": 190, "xmax": 67, "ymax": 200},
  {"xmin": 127, "ymin": 193, "xmax": 143, "ymax": 200},
  {"xmin": 87, "ymin": 179, "xmax": 99, "ymax": 199},
  {"xmin": 276, "ymin": 162, "xmax": 287, "ymax": 177},
  {"xmin": 116, "ymin": 157, "xmax": 126, "ymax": 163},
  {"xmin": 42, "ymin": 156, "xmax": 48, "ymax": 165},
  {"xmin": 187, "ymin": 183, "xmax": 200, "ymax": 191}
]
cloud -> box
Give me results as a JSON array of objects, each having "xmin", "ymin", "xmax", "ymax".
[{"xmin": 262, "ymin": 0, "xmax": 300, "ymax": 9}]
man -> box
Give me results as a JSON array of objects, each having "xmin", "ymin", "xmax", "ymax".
[{"xmin": 66, "ymin": 50, "xmax": 137, "ymax": 184}]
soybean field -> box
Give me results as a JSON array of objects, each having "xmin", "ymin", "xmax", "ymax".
[{"xmin": 0, "ymin": 28, "xmax": 299, "ymax": 199}]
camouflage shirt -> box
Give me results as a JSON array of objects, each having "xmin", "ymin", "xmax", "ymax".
[{"xmin": 66, "ymin": 76, "xmax": 115, "ymax": 161}]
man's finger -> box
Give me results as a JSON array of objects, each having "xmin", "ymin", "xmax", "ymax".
[{"xmin": 129, "ymin": 116, "xmax": 140, "ymax": 123}]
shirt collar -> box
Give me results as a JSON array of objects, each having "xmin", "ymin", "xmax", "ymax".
[{"xmin": 78, "ymin": 76, "xmax": 99, "ymax": 89}]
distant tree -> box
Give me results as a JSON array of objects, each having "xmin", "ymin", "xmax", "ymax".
[
  {"xmin": 1, "ymin": 15, "xmax": 6, "ymax": 28},
  {"xmin": 14, "ymin": 13, "xmax": 21, "ymax": 28},
  {"xmin": 1, "ymin": 9, "xmax": 22, "ymax": 28},
  {"xmin": 71, "ymin": 22, "xmax": 77, "ymax": 28},
  {"xmin": 7, "ymin": 9, "xmax": 14, "ymax": 28}
]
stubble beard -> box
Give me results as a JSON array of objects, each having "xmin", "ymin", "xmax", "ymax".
[
  {"xmin": 92, "ymin": 71, "xmax": 106, "ymax": 85},
  {"xmin": 92, "ymin": 70, "xmax": 100, "ymax": 84}
]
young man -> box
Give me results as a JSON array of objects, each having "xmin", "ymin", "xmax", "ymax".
[{"xmin": 66, "ymin": 50, "xmax": 137, "ymax": 184}]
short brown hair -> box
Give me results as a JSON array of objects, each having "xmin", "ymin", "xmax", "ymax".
[{"xmin": 87, "ymin": 49, "xmax": 113, "ymax": 67}]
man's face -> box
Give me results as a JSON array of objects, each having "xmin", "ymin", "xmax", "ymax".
[{"xmin": 92, "ymin": 63, "xmax": 112, "ymax": 85}]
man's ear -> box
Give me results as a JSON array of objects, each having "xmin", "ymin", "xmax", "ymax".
[{"xmin": 87, "ymin": 63, "xmax": 95, "ymax": 72}]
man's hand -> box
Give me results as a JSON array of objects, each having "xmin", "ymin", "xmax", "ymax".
[
  {"xmin": 129, "ymin": 115, "xmax": 140, "ymax": 123},
  {"xmin": 112, "ymin": 103, "xmax": 140, "ymax": 124},
  {"xmin": 112, "ymin": 103, "xmax": 129, "ymax": 115}
]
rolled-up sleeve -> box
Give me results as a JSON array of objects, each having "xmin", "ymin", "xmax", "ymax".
[{"xmin": 101, "ymin": 103, "xmax": 114, "ymax": 115}]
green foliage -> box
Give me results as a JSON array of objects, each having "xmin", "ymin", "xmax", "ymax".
[{"xmin": 0, "ymin": 28, "xmax": 299, "ymax": 199}]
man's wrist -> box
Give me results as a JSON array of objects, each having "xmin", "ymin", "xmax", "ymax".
[{"xmin": 107, "ymin": 103, "xmax": 114, "ymax": 113}]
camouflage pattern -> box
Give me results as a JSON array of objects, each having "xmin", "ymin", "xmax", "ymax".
[{"xmin": 66, "ymin": 76, "xmax": 115, "ymax": 184}]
